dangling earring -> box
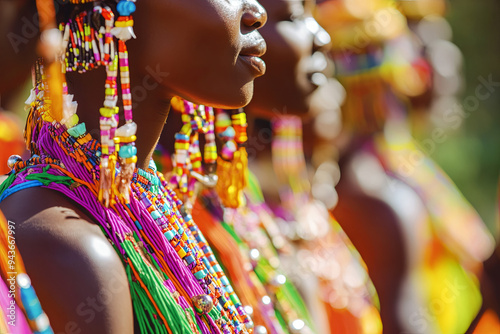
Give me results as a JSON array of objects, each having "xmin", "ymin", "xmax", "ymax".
[
  {"xmin": 215, "ymin": 108, "xmax": 248, "ymax": 208},
  {"xmin": 170, "ymin": 97, "xmax": 218, "ymax": 209},
  {"xmin": 113, "ymin": 1, "xmax": 138, "ymax": 204},
  {"xmin": 59, "ymin": 1, "xmax": 138, "ymax": 206}
]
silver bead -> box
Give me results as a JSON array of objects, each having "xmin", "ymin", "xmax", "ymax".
[
  {"xmin": 261, "ymin": 295, "xmax": 271, "ymax": 305},
  {"xmin": 243, "ymin": 305, "xmax": 254, "ymax": 315},
  {"xmin": 249, "ymin": 248, "xmax": 260, "ymax": 261},
  {"xmin": 271, "ymin": 274, "xmax": 286, "ymax": 286},
  {"xmin": 290, "ymin": 319, "xmax": 305, "ymax": 332},
  {"xmin": 245, "ymin": 320, "xmax": 254, "ymax": 329},
  {"xmin": 192, "ymin": 294, "xmax": 214, "ymax": 313},
  {"xmin": 16, "ymin": 273, "xmax": 31, "ymax": 288},
  {"xmin": 255, "ymin": 326, "xmax": 268, "ymax": 334},
  {"xmin": 7, "ymin": 155, "xmax": 22, "ymax": 170}
]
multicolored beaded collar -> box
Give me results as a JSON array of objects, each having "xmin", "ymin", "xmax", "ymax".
[{"xmin": 0, "ymin": 64, "xmax": 252, "ymax": 333}]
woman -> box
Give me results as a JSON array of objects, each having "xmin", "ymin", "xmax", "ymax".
[
  {"xmin": 243, "ymin": 0, "xmax": 382, "ymax": 332},
  {"xmin": 0, "ymin": 0, "xmax": 267, "ymax": 332},
  {"xmin": 315, "ymin": 0, "xmax": 494, "ymax": 332}
]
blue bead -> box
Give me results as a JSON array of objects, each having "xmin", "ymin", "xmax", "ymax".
[
  {"xmin": 221, "ymin": 127, "xmax": 235, "ymax": 138},
  {"xmin": 175, "ymin": 133, "xmax": 189, "ymax": 141},
  {"xmin": 20, "ymin": 285, "xmax": 43, "ymax": 320},
  {"xmin": 151, "ymin": 210, "xmax": 161, "ymax": 220},
  {"xmin": 67, "ymin": 123, "xmax": 86, "ymax": 138},
  {"xmin": 117, "ymin": 1, "xmax": 136, "ymax": 16},
  {"xmin": 164, "ymin": 230, "xmax": 175, "ymax": 241},
  {"xmin": 119, "ymin": 145, "xmax": 137, "ymax": 158},
  {"xmin": 194, "ymin": 270, "xmax": 206, "ymax": 280}
]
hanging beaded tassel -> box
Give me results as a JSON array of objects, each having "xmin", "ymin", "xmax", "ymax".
[
  {"xmin": 95, "ymin": 1, "xmax": 138, "ymax": 206},
  {"xmin": 113, "ymin": 1, "xmax": 138, "ymax": 204},
  {"xmin": 62, "ymin": 1, "xmax": 114, "ymax": 72},
  {"xmin": 170, "ymin": 97, "xmax": 217, "ymax": 209},
  {"xmin": 215, "ymin": 109, "xmax": 248, "ymax": 208},
  {"xmin": 98, "ymin": 55, "xmax": 119, "ymax": 207}
]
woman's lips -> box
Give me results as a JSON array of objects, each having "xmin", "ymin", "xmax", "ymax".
[
  {"xmin": 238, "ymin": 55, "xmax": 266, "ymax": 76},
  {"xmin": 239, "ymin": 36, "xmax": 267, "ymax": 76}
]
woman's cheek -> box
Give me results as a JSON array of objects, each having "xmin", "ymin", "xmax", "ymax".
[{"xmin": 276, "ymin": 21, "xmax": 311, "ymax": 60}]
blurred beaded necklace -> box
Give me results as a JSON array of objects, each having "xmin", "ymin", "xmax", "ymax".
[
  {"xmin": 261, "ymin": 116, "xmax": 381, "ymax": 334},
  {"xmin": 196, "ymin": 110, "xmax": 315, "ymax": 334},
  {"xmin": 152, "ymin": 107, "xmax": 317, "ymax": 333},
  {"xmin": 0, "ymin": 0, "xmax": 252, "ymax": 333}
]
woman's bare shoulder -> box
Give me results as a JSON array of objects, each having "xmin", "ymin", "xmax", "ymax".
[{"xmin": 0, "ymin": 186, "xmax": 134, "ymax": 333}]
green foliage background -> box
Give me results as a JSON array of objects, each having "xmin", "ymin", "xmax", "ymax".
[{"xmin": 428, "ymin": 0, "xmax": 500, "ymax": 233}]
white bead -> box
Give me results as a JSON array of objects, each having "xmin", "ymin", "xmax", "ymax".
[
  {"xmin": 25, "ymin": 89, "xmax": 36, "ymax": 105},
  {"xmin": 115, "ymin": 122, "xmax": 137, "ymax": 137}
]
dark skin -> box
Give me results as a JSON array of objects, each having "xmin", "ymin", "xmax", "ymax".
[
  {"xmin": 246, "ymin": 0, "xmax": 328, "ymax": 118},
  {"xmin": 0, "ymin": 0, "xmax": 38, "ymax": 109},
  {"xmin": 333, "ymin": 138, "xmax": 407, "ymax": 334},
  {"xmin": 246, "ymin": 1, "xmax": 406, "ymax": 332},
  {"xmin": 245, "ymin": 0, "xmax": 329, "ymax": 204},
  {"xmin": 0, "ymin": 0, "xmax": 267, "ymax": 332}
]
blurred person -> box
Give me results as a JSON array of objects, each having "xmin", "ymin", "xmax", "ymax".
[
  {"xmin": 243, "ymin": 0, "xmax": 382, "ymax": 332},
  {"xmin": 315, "ymin": 0, "xmax": 495, "ymax": 333}
]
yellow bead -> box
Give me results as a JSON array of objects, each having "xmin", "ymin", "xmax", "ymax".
[
  {"xmin": 100, "ymin": 107, "xmax": 119, "ymax": 117},
  {"xmin": 171, "ymin": 96, "xmax": 185, "ymax": 111},
  {"xmin": 67, "ymin": 113, "xmax": 79, "ymax": 127},
  {"xmin": 119, "ymin": 135, "xmax": 137, "ymax": 143},
  {"xmin": 125, "ymin": 156, "xmax": 137, "ymax": 164}
]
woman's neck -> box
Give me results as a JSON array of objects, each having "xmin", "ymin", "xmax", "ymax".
[{"xmin": 66, "ymin": 67, "xmax": 171, "ymax": 170}]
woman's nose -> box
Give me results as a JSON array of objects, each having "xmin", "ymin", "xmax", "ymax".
[
  {"xmin": 304, "ymin": 17, "xmax": 331, "ymax": 51},
  {"xmin": 242, "ymin": 0, "xmax": 268, "ymax": 30}
]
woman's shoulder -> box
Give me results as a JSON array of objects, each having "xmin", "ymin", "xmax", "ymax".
[{"xmin": 0, "ymin": 186, "xmax": 134, "ymax": 333}]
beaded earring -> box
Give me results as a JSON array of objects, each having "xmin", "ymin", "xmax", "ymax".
[
  {"xmin": 59, "ymin": 0, "xmax": 138, "ymax": 206},
  {"xmin": 215, "ymin": 109, "xmax": 248, "ymax": 208},
  {"xmin": 170, "ymin": 97, "xmax": 218, "ymax": 209}
]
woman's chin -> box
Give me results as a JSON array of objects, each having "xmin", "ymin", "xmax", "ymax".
[{"xmin": 197, "ymin": 81, "xmax": 255, "ymax": 110}]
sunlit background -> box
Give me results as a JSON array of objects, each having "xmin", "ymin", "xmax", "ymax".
[{"xmin": 427, "ymin": 0, "xmax": 500, "ymax": 233}]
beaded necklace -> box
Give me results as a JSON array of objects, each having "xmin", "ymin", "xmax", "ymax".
[
  {"xmin": 267, "ymin": 116, "xmax": 382, "ymax": 333},
  {"xmin": 1, "ymin": 64, "xmax": 251, "ymax": 333},
  {"xmin": 156, "ymin": 108, "xmax": 314, "ymax": 334}
]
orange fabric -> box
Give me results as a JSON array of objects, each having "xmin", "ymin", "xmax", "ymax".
[{"xmin": 473, "ymin": 309, "xmax": 500, "ymax": 334}]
